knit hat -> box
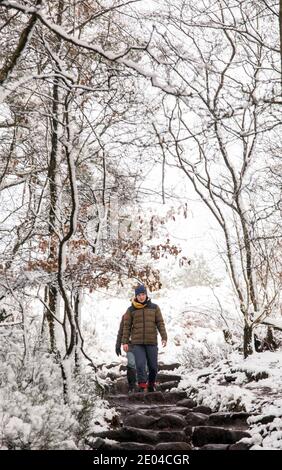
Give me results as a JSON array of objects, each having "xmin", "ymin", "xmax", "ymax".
[{"xmin": 135, "ymin": 284, "xmax": 147, "ymax": 296}]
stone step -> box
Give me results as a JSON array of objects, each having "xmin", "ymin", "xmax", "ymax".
[
  {"xmin": 142, "ymin": 406, "xmax": 196, "ymax": 417},
  {"xmin": 108, "ymin": 390, "xmax": 187, "ymax": 405},
  {"xmin": 229, "ymin": 442, "xmax": 252, "ymax": 450},
  {"xmin": 192, "ymin": 426, "xmax": 251, "ymax": 447},
  {"xmin": 175, "ymin": 398, "xmax": 198, "ymax": 409},
  {"xmin": 208, "ymin": 412, "xmax": 250, "ymax": 429},
  {"xmin": 157, "ymin": 381, "xmax": 180, "ymax": 391},
  {"xmin": 123, "ymin": 412, "xmax": 186, "ymax": 430},
  {"xmin": 185, "ymin": 412, "xmax": 209, "ymax": 426},
  {"xmin": 119, "ymin": 442, "xmax": 155, "ymax": 450},
  {"xmin": 158, "ymin": 362, "xmax": 182, "ymax": 371},
  {"xmin": 199, "ymin": 443, "xmax": 230, "ymax": 450},
  {"xmin": 116, "ymin": 404, "xmax": 195, "ymax": 418},
  {"xmin": 88, "ymin": 437, "xmax": 191, "ymax": 451},
  {"xmin": 109, "ymin": 378, "xmax": 128, "ymax": 394},
  {"xmin": 87, "ymin": 437, "xmax": 155, "ymax": 450},
  {"xmin": 191, "ymin": 405, "xmax": 212, "ymax": 414},
  {"xmin": 163, "ymin": 391, "xmax": 187, "ymax": 402},
  {"xmin": 130, "ymin": 391, "xmax": 166, "ymax": 404},
  {"xmin": 123, "ymin": 413, "xmax": 156, "ymax": 428},
  {"xmin": 109, "ymin": 375, "xmax": 181, "ymax": 393},
  {"xmin": 153, "ymin": 414, "xmax": 187, "ymax": 430},
  {"xmin": 90, "ymin": 426, "xmax": 191, "ymax": 445},
  {"xmin": 101, "ymin": 362, "xmax": 253, "ymax": 452},
  {"xmin": 110, "ymin": 368, "xmax": 181, "ymax": 380},
  {"xmin": 155, "ymin": 442, "xmax": 192, "ymax": 450},
  {"xmin": 157, "ymin": 373, "xmax": 182, "ymax": 383},
  {"xmin": 119, "ymin": 362, "xmax": 182, "ymax": 373}
]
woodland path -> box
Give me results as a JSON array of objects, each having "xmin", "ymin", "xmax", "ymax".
[{"xmin": 87, "ymin": 362, "xmax": 252, "ymax": 450}]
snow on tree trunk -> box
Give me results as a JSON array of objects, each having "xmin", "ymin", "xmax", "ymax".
[{"xmin": 243, "ymin": 322, "xmax": 254, "ymax": 359}]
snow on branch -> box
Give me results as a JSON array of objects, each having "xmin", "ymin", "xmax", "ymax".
[{"xmin": 0, "ymin": 0, "xmax": 188, "ymax": 97}]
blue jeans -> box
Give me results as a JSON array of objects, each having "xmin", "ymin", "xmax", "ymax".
[
  {"xmin": 127, "ymin": 351, "xmax": 136, "ymax": 369},
  {"xmin": 133, "ymin": 344, "xmax": 158, "ymax": 384}
]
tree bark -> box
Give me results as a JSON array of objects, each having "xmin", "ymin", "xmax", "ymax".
[
  {"xmin": 45, "ymin": 78, "xmax": 60, "ymax": 353},
  {"xmin": 0, "ymin": 0, "xmax": 42, "ymax": 85},
  {"xmin": 45, "ymin": 0, "xmax": 64, "ymax": 353},
  {"xmin": 243, "ymin": 322, "xmax": 253, "ymax": 358},
  {"xmin": 280, "ymin": 0, "xmax": 282, "ymax": 91}
]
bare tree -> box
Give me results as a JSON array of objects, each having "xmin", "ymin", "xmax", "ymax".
[
  {"xmin": 0, "ymin": 0, "xmax": 186, "ymax": 402},
  {"xmin": 148, "ymin": 0, "xmax": 282, "ymax": 356}
]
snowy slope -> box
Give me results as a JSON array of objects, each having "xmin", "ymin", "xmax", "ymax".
[{"xmin": 83, "ymin": 284, "xmax": 240, "ymax": 367}]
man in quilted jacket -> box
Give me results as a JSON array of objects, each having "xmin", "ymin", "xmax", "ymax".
[{"xmin": 121, "ymin": 284, "xmax": 167, "ymax": 392}]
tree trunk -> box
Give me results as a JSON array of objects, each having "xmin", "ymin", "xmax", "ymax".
[
  {"xmin": 45, "ymin": 0, "xmax": 64, "ymax": 350},
  {"xmin": 45, "ymin": 78, "xmax": 60, "ymax": 353},
  {"xmin": 74, "ymin": 290, "xmax": 82, "ymax": 374},
  {"xmin": 243, "ymin": 322, "xmax": 253, "ymax": 358},
  {"xmin": 46, "ymin": 285, "xmax": 57, "ymax": 352},
  {"xmin": 279, "ymin": 0, "xmax": 282, "ymax": 90}
]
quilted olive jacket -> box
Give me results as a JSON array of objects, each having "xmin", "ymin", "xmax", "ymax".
[{"xmin": 121, "ymin": 300, "xmax": 167, "ymax": 345}]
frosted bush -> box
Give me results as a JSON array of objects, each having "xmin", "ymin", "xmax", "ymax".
[
  {"xmin": 0, "ymin": 332, "xmax": 110, "ymax": 449},
  {"xmin": 161, "ymin": 253, "xmax": 222, "ymax": 289},
  {"xmin": 180, "ymin": 338, "xmax": 231, "ymax": 370}
]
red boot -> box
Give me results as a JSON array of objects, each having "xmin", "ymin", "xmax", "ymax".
[{"xmin": 137, "ymin": 382, "xmax": 147, "ymax": 392}]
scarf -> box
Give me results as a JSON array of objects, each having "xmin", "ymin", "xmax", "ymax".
[{"xmin": 132, "ymin": 297, "xmax": 148, "ymax": 309}]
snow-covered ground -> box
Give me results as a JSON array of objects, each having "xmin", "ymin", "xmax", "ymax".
[
  {"xmin": 178, "ymin": 351, "xmax": 282, "ymax": 450},
  {"xmin": 1, "ymin": 283, "xmax": 281, "ymax": 449},
  {"xmin": 83, "ymin": 284, "xmax": 241, "ymax": 367},
  {"xmin": 83, "ymin": 286, "xmax": 282, "ymax": 450}
]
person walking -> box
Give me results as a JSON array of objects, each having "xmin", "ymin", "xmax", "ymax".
[
  {"xmin": 121, "ymin": 284, "xmax": 167, "ymax": 392},
  {"xmin": 115, "ymin": 314, "xmax": 137, "ymax": 393}
]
